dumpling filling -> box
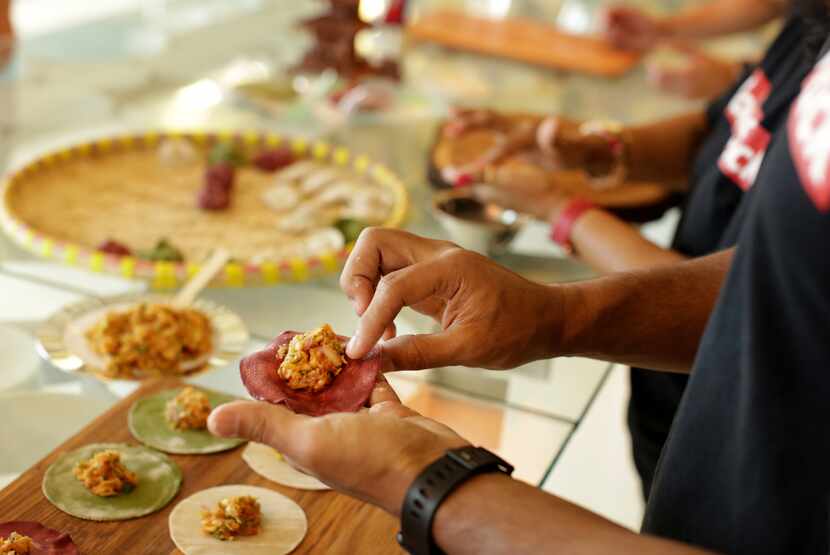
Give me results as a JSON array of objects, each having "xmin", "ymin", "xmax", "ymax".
[
  {"xmin": 0, "ymin": 532, "xmax": 32, "ymax": 555},
  {"xmin": 201, "ymin": 496, "xmax": 262, "ymax": 541},
  {"xmin": 73, "ymin": 450, "xmax": 138, "ymax": 497},
  {"xmin": 165, "ymin": 386, "xmax": 212, "ymax": 430},
  {"xmin": 276, "ymin": 324, "xmax": 346, "ymax": 392}
]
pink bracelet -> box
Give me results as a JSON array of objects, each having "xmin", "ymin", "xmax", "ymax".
[{"xmin": 550, "ymin": 198, "xmax": 597, "ymax": 253}]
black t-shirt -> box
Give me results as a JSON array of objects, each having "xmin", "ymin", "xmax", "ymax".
[
  {"xmin": 674, "ymin": 16, "xmax": 808, "ymax": 256},
  {"xmin": 627, "ymin": 18, "xmax": 810, "ymax": 498},
  {"xmin": 643, "ymin": 45, "xmax": 830, "ymax": 554}
]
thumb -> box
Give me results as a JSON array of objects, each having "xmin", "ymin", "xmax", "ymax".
[
  {"xmin": 382, "ymin": 329, "xmax": 465, "ymax": 371},
  {"xmin": 208, "ymin": 400, "xmax": 306, "ymax": 452}
]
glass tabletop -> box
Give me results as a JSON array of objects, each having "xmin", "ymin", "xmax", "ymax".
[{"xmin": 0, "ymin": 0, "xmax": 768, "ymax": 493}]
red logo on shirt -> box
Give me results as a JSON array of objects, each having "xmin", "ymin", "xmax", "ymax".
[
  {"xmin": 789, "ymin": 51, "xmax": 830, "ymax": 212},
  {"xmin": 718, "ymin": 69, "xmax": 772, "ymax": 191}
]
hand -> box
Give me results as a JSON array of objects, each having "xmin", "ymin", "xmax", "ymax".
[
  {"xmin": 473, "ymin": 160, "xmax": 571, "ymax": 221},
  {"xmin": 535, "ymin": 117, "xmax": 623, "ymax": 179},
  {"xmin": 341, "ymin": 228, "xmax": 563, "ymax": 370},
  {"xmin": 646, "ymin": 43, "xmax": 743, "ymax": 100},
  {"xmin": 601, "ymin": 6, "xmax": 668, "ymax": 51},
  {"xmin": 208, "ymin": 377, "xmax": 469, "ymax": 515}
]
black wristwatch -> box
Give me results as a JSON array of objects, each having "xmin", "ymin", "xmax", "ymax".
[{"xmin": 396, "ymin": 446, "xmax": 514, "ymax": 555}]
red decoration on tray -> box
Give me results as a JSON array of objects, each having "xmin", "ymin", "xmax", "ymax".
[
  {"xmin": 252, "ymin": 148, "xmax": 295, "ymax": 172},
  {"xmin": 97, "ymin": 239, "xmax": 132, "ymax": 256}
]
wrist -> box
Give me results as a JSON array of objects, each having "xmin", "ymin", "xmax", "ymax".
[{"xmin": 547, "ymin": 282, "xmax": 593, "ymax": 358}]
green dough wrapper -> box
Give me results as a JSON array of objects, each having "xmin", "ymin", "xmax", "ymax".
[
  {"xmin": 42, "ymin": 443, "xmax": 182, "ymax": 521},
  {"xmin": 128, "ymin": 388, "xmax": 246, "ymax": 454}
]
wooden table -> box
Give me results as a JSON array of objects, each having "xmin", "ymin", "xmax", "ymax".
[{"xmin": 0, "ymin": 379, "xmax": 403, "ymax": 554}]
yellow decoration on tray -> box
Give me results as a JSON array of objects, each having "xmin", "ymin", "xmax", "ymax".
[
  {"xmin": 290, "ymin": 258, "xmax": 309, "ymax": 282},
  {"xmin": 290, "ymin": 138, "xmax": 308, "ymax": 155},
  {"xmin": 320, "ymin": 251, "xmax": 338, "ymax": 273},
  {"xmin": 312, "ymin": 141, "xmax": 331, "ymax": 159},
  {"xmin": 333, "ymin": 147, "xmax": 350, "ymax": 166},
  {"xmin": 354, "ymin": 155, "xmax": 370, "ymax": 173},
  {"xmin": 261, "ymin": 262, "xmax": 280, "ymax": 284},
  {"xmin": 90, "ymin": 252, "xmax": 105, "ymax": 272},
  {"xmin": 64, "ymin": 245, "xmax": 79, "ymax": 264},
  {"xmin": 120, "ymin": 257, "xmax": 136, "ymax": 278},
  {"xmin": 224, "ymin": 262, "xmax": 245, "ymax": 287},
  {"xmin": 0, "ymin": 130, "xmax": 409, "ymax": 290},
  {"xmin": 153, "ymin": 261, "xmax": 178, "ymax": 289}
]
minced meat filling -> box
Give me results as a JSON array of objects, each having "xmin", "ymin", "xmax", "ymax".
[
  {"xmin": 165, "ymin": 386, "xmax": 211, "ymax": 430},
  {"xmin": 73, "ymin": 450, "xmax": 138, "ymax": 497},
  {"xmin": 201, "ymin": 496, "xmax": 261, "ymax": 541},
  {"xmin": 0, "ymin": 532, "xmax": 33, "ymax": 555},
  {"xmin": 277, "ymin": 324, "xmax": 346, "ymax": 392}
]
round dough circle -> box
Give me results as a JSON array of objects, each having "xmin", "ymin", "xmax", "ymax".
[
  {"xmin": 169, "ymin": 485, "xmax": 307, "ymax": 555},
  {"xmin": 242, "ymin": 443, "xmax": 329, "ymax": 491},
  {"xmin": 42, "ymin": 443, "xmax": 182, "ymax": 521},
  {"xmin": 129, "ymin": 387, "xmax": 246, "ymax": 455}
]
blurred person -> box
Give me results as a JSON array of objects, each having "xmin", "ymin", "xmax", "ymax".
[
  {"xmin": 603, "ymin": 0, "xmax": 791, "ymax": 99},
  {"xmin": 443, "ymin": 10, "xmax": 811, "ymax": 499}
]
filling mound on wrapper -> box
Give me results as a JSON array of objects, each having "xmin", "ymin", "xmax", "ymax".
[
  {"xmin": 201, "ymin": 496, "xmax": 262, "ymax": 541},
  {"xmin": 240, "ymin": 325, "xmax": 380, "ymax": 416}
]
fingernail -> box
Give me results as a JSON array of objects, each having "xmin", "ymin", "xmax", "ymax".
[{"xmin": 347, "ymin": 335, "xmax": 360, "ymax": 357}]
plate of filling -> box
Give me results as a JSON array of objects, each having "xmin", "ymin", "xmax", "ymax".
[
  {"xmin": 36, "ymin": 294, "xmax": 248, "ymax": 381},
  {"xmin": 240, "ymin": 324, "xmax": 381, "ymax": 416},
  {"xmin": 129, "ymin": 386, "xmax": 246, "ymax": 454},
  {"xmin": 0, "ymin": 131, "xmax": 409, "ymax": 288},
  {"xmin": 0, "ymin": 522, "xmax": 79, "ymax": 554},
  {"xmin": 42, "ymin": 443, "xmax": 182, "ymax": 521},
  {"xmin": 242, "ymin": 442, "xmax": 329, "ymax": 491},
  {"xmin": 169, "ymin": 485, "xmax": 307, "ymax": 555}
]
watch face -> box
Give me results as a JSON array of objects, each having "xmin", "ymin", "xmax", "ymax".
[{"xmin": 448, "ymin": 446, "xmax": 513, "ymax": 474}]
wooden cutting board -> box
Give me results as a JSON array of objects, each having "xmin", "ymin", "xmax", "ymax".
[
  {"xmin": 0, "ymin": 379, "xmax": 403, "ymax": 554},
  {"xmin": 407, "ymin": 10, "xmax": 640, "ymax": 78}
]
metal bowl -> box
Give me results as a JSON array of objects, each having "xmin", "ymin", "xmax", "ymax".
[{"xmin": 432, "ymin": 190, "xmax": 524, "ymax": 255}]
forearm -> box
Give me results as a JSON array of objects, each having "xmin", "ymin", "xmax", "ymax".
[
  {"xmin": 433, "ymin": 473, "xmax": 714, "ymax": 555},
  {"xmin": 571, "ymin": 208, "xmax": 686, "ymax": 274},
  {"xmin": 623, "ymin": 111, "xmax": 709, "ymax": 185},
  {"xmin": 556, "ymin": 249, "xmax": 733, "ymax": 372},
  {"xmin": 659, "ymin": 0, "xmax": 785, "ymax": 39}
]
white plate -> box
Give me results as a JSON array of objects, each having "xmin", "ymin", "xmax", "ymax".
[
  {"xmin": 0, "ymin": 391, "xmax": 112, "ymax": 489},
  {"xmin": 0, "ymin": 325, "xmax": 41, "ymax": 392}
]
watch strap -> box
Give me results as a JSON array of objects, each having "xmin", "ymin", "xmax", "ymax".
[{"xmin": 397, "ymin": 446, "xmax": 513, "ymax": 555}]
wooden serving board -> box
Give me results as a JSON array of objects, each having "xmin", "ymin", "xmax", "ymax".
[
  {"xmin": 0, "ymin": 379, "xmax": 403, "ymax": 554},
  {"xmin": 407, "ymin": 10, "xmax": 640, "ymax": 78}
]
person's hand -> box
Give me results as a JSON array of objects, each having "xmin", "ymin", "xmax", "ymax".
[
  {"xmin": 646, "ymin": 44, "xmax": 743, "ymax": 100},
  {"xmin": 535, "ymin": 117, "xmax": 624, "ymax": 180},
  {"xmin": 442, "ymin": 107, "xmax": 504, "ymax": 139},
  {"xmin": 208, "ymin": 378, "xmax": 469, "ymax": 515},
  {"xmin": 471, "ymin": 160, "xmax": 572, "ymax": 221},
  {"xmin": 341, "ymin": 228, "xmax": 563, "ymax": 370},
  {"xmin": 601, "ymin": 6, "xmax": 669, "ymax": 51}
]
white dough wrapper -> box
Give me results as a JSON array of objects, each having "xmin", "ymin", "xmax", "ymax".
[
  {"xmin": 169, "ymin": 485, "xmax": 307, "ymax": 555},
  {"xmin": 242, "ymin": 443, "xmax": 329, "ymax": 491}
]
